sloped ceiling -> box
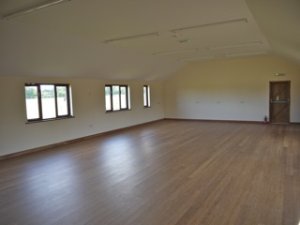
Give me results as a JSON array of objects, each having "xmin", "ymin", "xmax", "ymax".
[
  {"xmin": 0, "ymin": 20, "xmax": 182, "ymax": 80},
  {"xmin": 0, "ymin": 0, "xmax": 295, "ymax": 80},
  {"xmin": 245, "ymin": 0, "xmax": 300, "ymax": 65}
]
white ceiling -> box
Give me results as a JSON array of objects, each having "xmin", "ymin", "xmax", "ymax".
[
  {"xmin": 0, "ymin": 0, "xmax": 298, "ymax": 79},
  {"xmin": 245, "ymin": 0, "xmax": 300, "ymax": 65}
]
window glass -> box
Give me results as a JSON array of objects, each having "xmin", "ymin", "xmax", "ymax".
[
  {"xmin": 24, "ymin": 83, "xmax": 73, "ymax": 122},
  {"xmin": 127, "ymin": 87, "xmax": 131, "ymax": 109},
  {"xmin": 105, "ymin": 85, "xmax": 130, "ymax": 112},
  {"xmin": 25, "ymin": 86, "xmax": 40, "ymax": 120},
  {"xmin": 112, "ymin": 85, "xmax": 120, "ymax": 111},
  {"xmin": 143, "ymin": 86, "xmax": 147, "ymax": 107},
  {"xmin": 120, "ymin": 86, "xmax": 127, "ymax": 109},
  {"xmin": 147, "ymin": 86, "xmax": 151, "ymax": 107},
  {"xmin": 56, "ymin": 86, "xmax": 68, "ymax": 116},
  {"xmin": 41, "ymin": 85, "xmax": 56, "ymax": 119},
  {"xmin": 143, "ymin": 85, "xmax": 151, "ymax": 107},
  {"xmin": 105, "ymin": 86, "xmax": 112, "ymax": 111}
]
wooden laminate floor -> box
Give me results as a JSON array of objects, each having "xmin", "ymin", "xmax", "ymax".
[{"xmin": 1, "ymin": 120, "xmax": 300, "ymax": 225}]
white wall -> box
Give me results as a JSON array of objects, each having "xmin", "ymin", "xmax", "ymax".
[
  {"xmin": 164, "ymin": 55, "xmax": 300, "ymax": 122},
  {"xmin": 0, "ymin": 77, "xmax": 164, "ymax": 156},
  {"xmin": 2, "ymin": 54, "xmax": 300, "ymax": 157}
]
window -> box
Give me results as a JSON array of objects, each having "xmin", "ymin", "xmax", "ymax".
[
  {"xmin": 105, "ymin": 85, "xmax": 130, "ymax": 112},
  {"xmin": 143, "ymin": 85, "xmax": 151, "ymax": 108},
  {"xmin": 25, "ymin": 83, "xmax": 73, "ymax": 122}
]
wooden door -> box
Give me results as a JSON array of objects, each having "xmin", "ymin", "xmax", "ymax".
[{"xmin": 269, "ymin": 81, "xmax": 290, "ymax": 124}]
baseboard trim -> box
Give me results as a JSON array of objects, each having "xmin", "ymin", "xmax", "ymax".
[
  {"xmin": 164, "ymin": 118, "xmax": 300, "ymax": 125},
  {"xmin": 0, "ymin": 119, "xmax": 164, "ymax": 160},
  {"xmin": 2, "ymin": 118, "xmax": 297, "ymax": 160},
  {"xmin": 164, "ymin": 118, "xmax": 267, "ymax": 124}
]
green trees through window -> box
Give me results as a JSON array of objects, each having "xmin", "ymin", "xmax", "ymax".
[{"xmin": 25, "ymin": 83, "xmax": 73, "ymax": 121}]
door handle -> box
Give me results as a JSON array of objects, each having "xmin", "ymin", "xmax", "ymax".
[{"xmin": 270, "ymin": 99, "xmax": 289, "ymax": 103}]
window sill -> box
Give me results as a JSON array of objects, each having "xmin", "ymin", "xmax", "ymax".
[
  {"xmin": 26, "ymin": 116, "xmax": 74, "ymax": 124},
  {"xmin": 105, "ymin": 109, "xmax": 131, "ymax": 113}
]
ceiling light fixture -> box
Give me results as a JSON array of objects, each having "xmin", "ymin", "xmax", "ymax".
[
  {"xmin": 179, "ymin": 55, "xmax": 213, "ymax": 62},
  {"xmin": 210, "ymin": 41, "xmax": 263, "ymax": 50},
  {"xmin": 225, "ymin": 51, "xmax": 267, "ymax": 58},
  {"xmin": 171, "ymin": 18, "xmax": 248, "ymax": 33},
  {"xmin": 153, "ymin": 48, "xmax": 198, "ymax": 56},
  {"xmin": 178, "ymin": 39, "xmax": 190, "ymax": 44},
  {"xmin": 2, "ymin": 0, "xmax": 72, "ymax": 20},
  {"xmin": 273, "ymin": 72, "xmax": 286, "ymax": 76},
  {"xmin": 103, "ymin": 32, "xmax": 159, "ymax": 43}
]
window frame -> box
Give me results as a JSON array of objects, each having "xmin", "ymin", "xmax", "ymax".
[
  {"xmin": 105, "ymin": 84, "xmax": 130, "ymax": 112},
  {"xmin": 143, "ymin": 85, "xmax": 151, "ymax": 108},
  {"xmin": 24, "ymin": 83, "xmax": 73, "ymax": 122}
]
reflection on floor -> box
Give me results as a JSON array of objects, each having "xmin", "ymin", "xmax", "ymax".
[{"xmin": 0, "ymin": 120, "xmax": 300, "ymax": 225}]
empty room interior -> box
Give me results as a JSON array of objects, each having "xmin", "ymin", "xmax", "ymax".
[{"xmin": 1, "ymin": 0, "xmax": 300, "ymax": 224}]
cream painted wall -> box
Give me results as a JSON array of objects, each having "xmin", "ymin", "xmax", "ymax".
[
  {"xmin": 164, "ymin": 55, "xmax": 300, "ymax": 122},
  {"xmin": 1, "ymin": 55, "xmax": 300, "ymax": 157},
  {"xmin": 0, "ymin": 77, "xmax": 164, "ymax": 156}
]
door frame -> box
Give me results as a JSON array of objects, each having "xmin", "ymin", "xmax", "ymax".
[{"xmin": 269, "ymin": 80, "xmax": 291, "ymax": 124}]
